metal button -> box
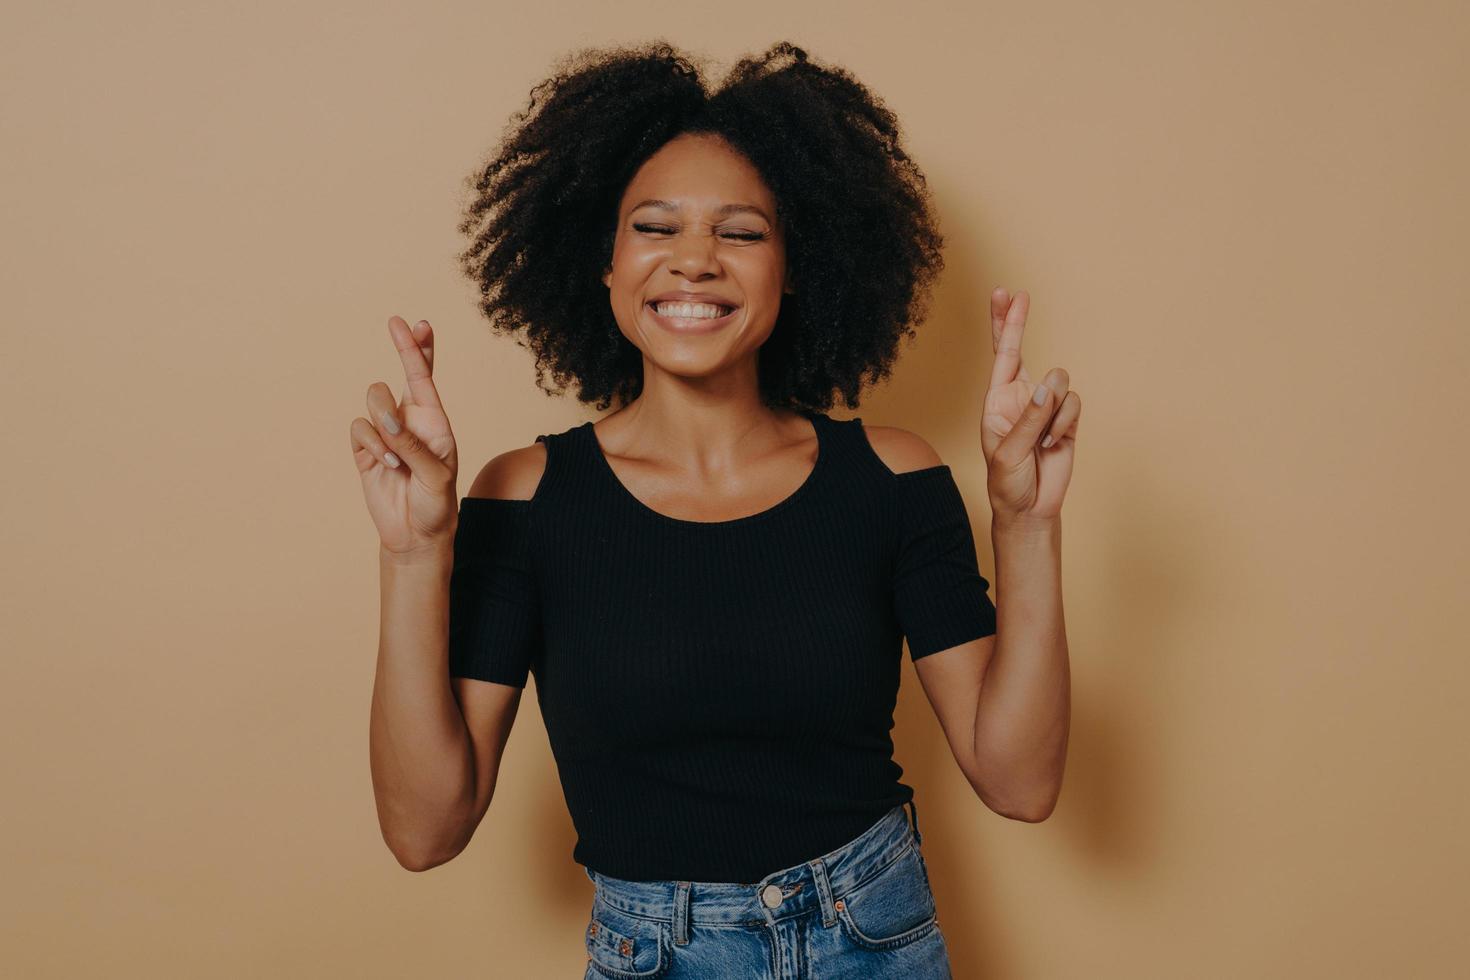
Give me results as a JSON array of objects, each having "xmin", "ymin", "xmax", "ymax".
[{"xmin": 761, "ymin": 883, "xmax": 783, "ymax": 908}]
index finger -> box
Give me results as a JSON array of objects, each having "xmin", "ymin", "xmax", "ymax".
[{"xmin": 387, "ymin": 315, "xmax": 444, "ymax": 414}]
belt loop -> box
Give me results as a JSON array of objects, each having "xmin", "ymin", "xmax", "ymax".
[
  {"xmin": 905, "ymin": 798, "xmax": 923, "ymax": 846},
  {"xmin": 807, "ymin": 858, "xmax": 838, "ymax": 928},
  {"xmin": 673, "ymin": 880, "xmax": 691, "ymax": 946}
]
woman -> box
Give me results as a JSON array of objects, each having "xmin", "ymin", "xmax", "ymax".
[{"xmin": 356, "ymin": 40, "xmax": 1077, "ymax": 979}]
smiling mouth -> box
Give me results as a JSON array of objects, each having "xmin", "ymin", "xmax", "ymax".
[{"xmin": 645, "ymin": 301, "xmax": 739, "ymax": 332}]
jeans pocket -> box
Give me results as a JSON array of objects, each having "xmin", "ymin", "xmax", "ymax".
[
  {"xmin": 834, "ymin": 841, "xmax": 940, "ymax": 952},
  {"xmin": 584, "ymin": 894, "xmax": 672, "ymax": 979}
]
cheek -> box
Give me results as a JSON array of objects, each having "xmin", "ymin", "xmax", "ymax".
[
  {"xmin": 612, "ymin": 244, "xmax": 663, "ymax": 284},
  {"xmin": 608, "ymin": 257, "xmax": 650, "ymax": 300},
  {"xmin": 734, "ymin": 254, "xmax": 786, "ymax": 299}
]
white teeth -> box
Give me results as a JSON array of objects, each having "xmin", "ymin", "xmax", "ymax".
[{"xmin": 652, "ymin": 301, "xmax": 732, "ymax": 319}]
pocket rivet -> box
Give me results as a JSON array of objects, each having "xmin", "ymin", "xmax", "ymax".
[
  {"xmin": 835, "ymin": 899, "xmax": 845, "ymax": 910},
  {"xmin": 619, "ymin": 939, "xmax": 632, "ymax": 955},
  {"xmin": 589, "ymin": 924, "xmax": 598, "ymax": 936}
]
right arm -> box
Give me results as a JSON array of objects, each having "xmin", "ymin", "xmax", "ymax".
[
  {"xmin": 368, "ymin": 444, "xmax": 547, "ymax": 871},
  {"xmin": 352, "ymin": 314, "xmax": 546, "ymax": 871}
]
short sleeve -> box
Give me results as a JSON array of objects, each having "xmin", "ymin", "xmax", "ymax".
[
  {"xmin": 447, "ymin": 497, "xmax": 542, "ymax": 687},
  {"xmin": 891, "ymin": 466, "xmax": 998, "ymax": 660}
]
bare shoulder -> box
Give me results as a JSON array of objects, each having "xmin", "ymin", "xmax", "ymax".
[
  {"xmin": 859, "ymin": 423, "xmax": 946, "ymax": 475},
  {"xmin": 466, "ymin": 440, "xmax": 548, "ymax": 500}
]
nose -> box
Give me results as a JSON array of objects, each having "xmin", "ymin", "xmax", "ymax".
[{"xmin": 668, "ymin": 228, "xmax": 721, "ymax": 280}]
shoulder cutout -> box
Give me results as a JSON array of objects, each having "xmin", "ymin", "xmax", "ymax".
[
  {"xmin": 466, "ymin": 441, "xmax": 548, "ymax": 501},
  {"xmin": 860, "ymin": 423, "xmax": 945, "ymax": 476}
]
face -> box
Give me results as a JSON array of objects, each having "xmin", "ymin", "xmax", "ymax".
[{"xmin": 602, "ymin": 132, "xmax": 792, "ymax": 381}]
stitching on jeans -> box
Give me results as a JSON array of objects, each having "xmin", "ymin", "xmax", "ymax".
[{"xmin": 839, "ymin": 839, "xmax": 917, "ymax": 901}]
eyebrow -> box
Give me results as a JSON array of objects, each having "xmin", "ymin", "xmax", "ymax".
[{"xmin": 628, "ymin": 198, "xmax": 772, "ymax": 223}]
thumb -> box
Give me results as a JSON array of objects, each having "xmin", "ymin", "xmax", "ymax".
[{"xmin": 996, "ymin": 381, "xmax": 1058, "ymax": 467}]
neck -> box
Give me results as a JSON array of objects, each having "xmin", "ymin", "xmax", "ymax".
[{"xmin": 598, "ymin": 370, "xmax": 804, "ymax": 470}]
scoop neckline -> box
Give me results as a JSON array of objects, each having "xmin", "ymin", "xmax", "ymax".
[{"xmin": 583, "ymin": 411, "xmax": 827, "ymax": 529}]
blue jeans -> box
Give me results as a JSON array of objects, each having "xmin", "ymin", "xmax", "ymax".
[{"xmin": 581, "ymin": 800, "xmax": 953, "ymax": 979}]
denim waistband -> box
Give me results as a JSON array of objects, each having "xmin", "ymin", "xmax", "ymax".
[{"xmin": 583, "ymin": 799, "xmax": 923, "ymax": 941}]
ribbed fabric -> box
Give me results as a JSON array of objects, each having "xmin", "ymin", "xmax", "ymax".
[{"xmin": 447, "ymin": 410, "xmax": 997, "ymax": 883}]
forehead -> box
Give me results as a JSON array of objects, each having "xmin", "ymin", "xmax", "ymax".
[{"xmin": 619, "ymin": 133, "xmax": 776, "ymax": 218}]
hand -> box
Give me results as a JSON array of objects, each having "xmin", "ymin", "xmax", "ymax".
[
  {"xmin": 978, "ymin": 288, "xmax": 1081, "ymax": 525},
  {"xmin": 349, "ymin": 316, "xmax": 460, "ymax": 558}
]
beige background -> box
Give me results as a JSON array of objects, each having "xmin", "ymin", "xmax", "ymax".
[{"xmin": 4, "ymin": 1, "xmax": 1466, "ymax": 977}]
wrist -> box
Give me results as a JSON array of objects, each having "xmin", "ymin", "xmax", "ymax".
[
  {"xmin": 991, "ymin": 512, "xmax": 1060, "ymax": 538},
  {"xmin": 379, "ymin": 535, "xmax": 456, "ymax": 569}
]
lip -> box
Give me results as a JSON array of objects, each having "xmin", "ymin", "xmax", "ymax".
[
  {"xmin": 645, "ymin": 299, "xmax": 739, "ymax": 335},
  {"xmin": 646, "ymin": 291, "xmax": 740, "ymax": 308}
]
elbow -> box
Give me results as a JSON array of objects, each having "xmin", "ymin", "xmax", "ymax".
[
  {"xmin": 1002, "ymin": 799, "xmax": 1057, "ymax": 823},
  {"xmin": 1002, "ymin": 784, "xmax": 1062, "ymax": 823},
  {"xmin": 384, "ymin": 827, "xmax": 467, "ymax": 873},
  {"xmin": 971, "ymin": 775, "xmax": 1060, "ymax": 823},
  {"xmin": 393, "ymin": 847, "xmax": 451, "ymax": 873}
]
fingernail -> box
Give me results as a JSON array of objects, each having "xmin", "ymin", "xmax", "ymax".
[
  {"xmin": 1032, "ymin": 384, "xmax": 1049, "ymax": 406},
  {"xmin": 1041, "ymin": 434, "xmax": 1054, "ymax": 448},
  {"xmin": 380, "ymin": 409, "xmax": 401, "ymax": 434},
  {"xmin": 384, "ymin": 452, "xmax": 401, "ymax": 468}
]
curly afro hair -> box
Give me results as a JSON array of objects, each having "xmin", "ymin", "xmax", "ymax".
[{"xmin": 456, "ymin": 40, "xmax": 945, "ymax": 413}]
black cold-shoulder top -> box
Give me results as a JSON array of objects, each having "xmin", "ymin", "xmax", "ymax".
[{"xmin": 447, "ymin": 410, "xmax": 997, "ymax": 883}]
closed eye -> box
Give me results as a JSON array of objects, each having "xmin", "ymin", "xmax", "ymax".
[{"xmin": 633, "ymin": 222, "xmax": 768, "ymax": 242}]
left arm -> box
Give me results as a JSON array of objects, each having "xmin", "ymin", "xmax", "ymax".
[
  {"xmin": 895, "ymin": 286, "xmax": 1080, "ymax": 821},
  {"xmin": 972, "ymin": 515, "xmax": 1068, "ymax": 821},
  {"xmin": 907, "ymin": 516, "xmax": 1069, "ymax": 823},
  {"xmin": 866, "ymin": 432, "xmax": 1070, "ymax": 822}
]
